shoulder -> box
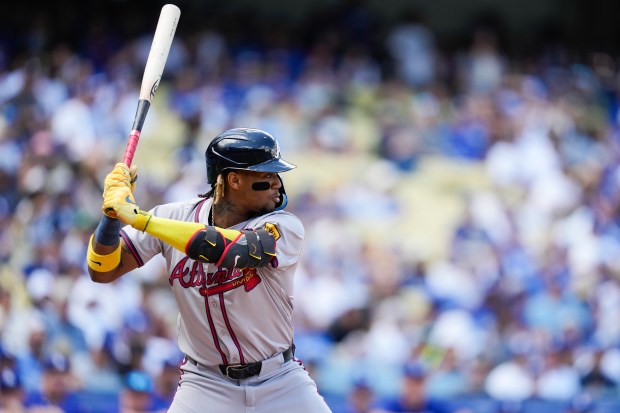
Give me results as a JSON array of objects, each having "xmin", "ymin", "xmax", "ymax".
[
  {"xmin": 151, "ymin": 197, "xmax": 210, "ymax": 221},
  {"xmin": 254, "ymin": 211, "xmax": 304, "ymax": 236}
]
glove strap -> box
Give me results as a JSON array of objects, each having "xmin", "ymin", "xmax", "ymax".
[
  {"xmin": 87, "ymin": 235, "xmax": 121, "ymax": 272},
  {"xmin": 133, "ymin": 210, "xmax": 153, "ymax": 232}
]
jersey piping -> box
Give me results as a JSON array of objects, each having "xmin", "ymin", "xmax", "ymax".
[{"xmin": 120, "ymin": 229, "xmax": 144, "ymax": 267}]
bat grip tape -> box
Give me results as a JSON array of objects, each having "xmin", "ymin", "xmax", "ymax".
[{"xmin": 123, "ymin": 99, "xmax": 151, "ymax": 166}]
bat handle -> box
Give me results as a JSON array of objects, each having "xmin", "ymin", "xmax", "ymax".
[
  {"xmin": 104, "ymin": 208, "xmax": 117, "ymax": 219},
  {"xmin": 123, "ymin": 130, "xmax": 141, "ymax": 167},
  {"xmin": 105, "ymin": 133, "xmax": 139, "ymax": 219},
  {"xmin": 105, "ymin": 99, "xmax": 151, "ymax": 219},
  {"xmin": 107, "ymin": 129, "xmax": 140, "ymax": 218},
  {"xmin": 123, "ymin": 99, "xmax": 151, "ymax": 166}
]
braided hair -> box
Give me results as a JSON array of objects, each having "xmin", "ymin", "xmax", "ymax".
[{"xmin": 198, "ymin": 174, "xmax": 225, "ymax": 203}]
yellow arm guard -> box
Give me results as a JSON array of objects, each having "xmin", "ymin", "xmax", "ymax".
[
  {"xmin": 133, "ymin": 212, "xmax": 277, "ymax": 268},
  {"xmin": 133, "ymin": 212, "xmax": 239, "ymax": 254}
]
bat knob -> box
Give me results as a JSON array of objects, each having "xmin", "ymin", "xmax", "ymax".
[{"xmin": 105, "ymin": 208, "xmax": 118, "ymax": 219}]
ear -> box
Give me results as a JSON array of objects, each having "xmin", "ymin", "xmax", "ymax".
[{"xmin": 226, "ymin": 171, "xmax": 242, "ymax": 190}]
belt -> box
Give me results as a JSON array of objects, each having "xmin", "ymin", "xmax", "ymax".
[{"xmin": 186, "ymin": 344, "xmax": 295, "ymax": 380}]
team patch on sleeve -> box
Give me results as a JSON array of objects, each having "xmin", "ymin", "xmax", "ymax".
[{"xmin": 264, "ymin": 223, "xmax": 280, "ymax": 241}]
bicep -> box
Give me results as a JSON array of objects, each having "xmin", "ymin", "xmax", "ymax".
[{"xmin": 118, "ymin": 240, "xmax": 140, "ymax": 273}]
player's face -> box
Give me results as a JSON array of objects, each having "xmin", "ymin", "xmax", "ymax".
[{"xmin": 234, "ymin": 171, "xmax": 282, "ymax": 215}]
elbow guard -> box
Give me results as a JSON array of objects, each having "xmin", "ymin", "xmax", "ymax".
[{"xmin": 187, "ymin": 226, "xmax": 277, "ymax": 268}]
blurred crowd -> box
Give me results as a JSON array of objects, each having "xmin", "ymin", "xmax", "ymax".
[{"xmin": 1, "ymin": 1, "xmax": 620, "ymax": 412}]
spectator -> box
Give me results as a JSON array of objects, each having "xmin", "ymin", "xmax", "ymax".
[
  {"xmin": 119, "ymin": 370, "xmax": 168, "ymax": 413},
  {"xmin": 385, "ymin": 10, "xmax": 436, "ymax": 88},
  {"xmin": 0, "ymin": 354, "xmax": 25, "ymax": 413},
  {"xmin": 566, "ymin": 393, "xmax": 595, "ymax": 413},
  {"xmin": 153, "ymin": 358, "xmax": 182, "ymax": 407},
  {"xmin": 535, "ymin": 345, "xmax": 581, "ymax": 401},
  {"xmin": 23, "ymin": 352, "xmax": 81, "ymax": 413},
  {"xmin": 425, "ymin": 347, "xmax": 470, "ymax": 400},
  {"xmin": 494, "ymin": 400, "xmax": 523, "ymax": 413},
  {"xmin": 375, "ymin": 362, "xmax": 452, "ymax": 413},
  {"xmin": 342, "ymin": 377, "xmax": 377, "ymax": 413},
  {"xmin": 457, "ymin": 24, "xmax": 506, "ymax": 94},
  {"xmin": 484, "ymin": 349, "xmax": 535, "ymax": 402},
  {"xmin": 578, "ymin": 346, "xmax": 618, "ymax": 397},
  {"xmin": 14, "ymin": 316, "xmax": 49, "ymax": 394}
]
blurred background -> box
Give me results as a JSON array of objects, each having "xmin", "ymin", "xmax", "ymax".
[{"xmin": 1, "ymin": 0, "xmax": 620, "ymax": 412}]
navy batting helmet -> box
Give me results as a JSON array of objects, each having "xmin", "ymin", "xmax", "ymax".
[{"xmin": 205, "ymin": 128, "xmax": 295, "ymax": 185}]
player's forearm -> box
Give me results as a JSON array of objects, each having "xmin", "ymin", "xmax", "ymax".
[
  {"xmin": 133, "ymin": 213, "xmax": 206, "ymax": 253},
  {"xmin": 88, "ymin": 238, "xmax": 139, "ymax": 283},
  {"xmin": 87, "ymin": 215, "xmax": 137, "ymax": 282},
  {"xmin": 88, "ymin": 237, "xmax": 122, "ymax": 282},
  {"xmin": 133, "ymin": 213, "xmax": 276, "ymax": 268}
]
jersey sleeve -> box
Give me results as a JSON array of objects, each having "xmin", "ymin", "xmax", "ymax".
[
  {"xmin": 120, "ymin": 200, "xmax": 199, "ymax": 267},
  {"xmin": 254, "ymin": 211, "xmax": 305, "ymax": 269},
  {"xmin": 120, "ymin": 209, "xmax": 164, "ymax": 267}
]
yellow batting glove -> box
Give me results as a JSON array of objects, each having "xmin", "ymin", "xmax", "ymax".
[
  {"xmin": 102, "ymin": 163, "xmax": 135, "ymax": 219},
  {"xmin": 103, "ymin": 183, "xmax": 140, "ymax": 225},
  {"xmin": 103, "ymin": 163, "xmax": 132, "ymax": 195},
  {"xmin": 129, "ymin": 164, "xmax": 138, "ymax": 193}
]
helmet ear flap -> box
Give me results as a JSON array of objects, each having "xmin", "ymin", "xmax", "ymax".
[
  {"xmin": 275, "ymin": 175, "xmax": 288, "ymax": 211},
  {"xmin": 275, "ymin": 193, "xmax": 288, "ymax": 211}
]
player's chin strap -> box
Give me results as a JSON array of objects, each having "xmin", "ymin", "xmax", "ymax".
[{"xmin": 251, "ymin": 175, "xmax": 288, "ymax": 211}]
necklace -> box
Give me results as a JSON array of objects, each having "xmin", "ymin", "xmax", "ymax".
[{"xmin": 208, "ymin": 205, "xmax": 215, "ymax": 226}]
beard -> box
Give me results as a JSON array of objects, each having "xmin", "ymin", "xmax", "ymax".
[{"xmin": 244, "ymin": 203, "xmax": 275, "ymax": 220}]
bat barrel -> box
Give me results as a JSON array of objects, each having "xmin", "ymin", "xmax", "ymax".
[
  {"xmin": 139, "ymin": 4, "xmax": 180, "ymax": 101},
  {"xmin": 120, "ymin": 5, "xmax": 179, "ymax": 167}
]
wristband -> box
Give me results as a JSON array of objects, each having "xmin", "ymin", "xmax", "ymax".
[
  {"xmin": 133, "ymin": 211, "xmax": 152, "ymax": 232},
  {"xmin": 95, "ymin": 215, "xmax": 122, "ymax": 246},
  {"xmin": 87, "ymin": 235, "xmax": 121, "ymax": 272}
]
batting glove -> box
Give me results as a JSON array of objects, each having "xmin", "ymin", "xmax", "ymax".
[
  {"xmin": 104, "ymin": 163, "xmax": 138, "ymax": 195},
  {"xmin": 129, "ymin": 164, "xmax": 138, "ymax": 193},
  {"xmin": 102, "ymin": 163, "xmax": 138, "ymax": 220}
]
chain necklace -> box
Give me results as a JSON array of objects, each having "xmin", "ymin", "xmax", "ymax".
[{"xmin": 208, "ymin": 204, "xmax": 215, "ymax": 226}]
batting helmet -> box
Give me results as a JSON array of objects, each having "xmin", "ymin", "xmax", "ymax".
[{"xmin": 205, "ymin": 128, "xmax": 295, "ymax": 185}]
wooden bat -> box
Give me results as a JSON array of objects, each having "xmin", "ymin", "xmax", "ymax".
[
  {"xmin": 106, "ymin": 4, "xmax": 180, "ymax": 218},
  {"xmin": 122, "ymin": 3, "xmax": 180, "ymax": 167}
]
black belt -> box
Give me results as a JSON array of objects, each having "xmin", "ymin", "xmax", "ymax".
[{"xmin": 186, "ymin": 344, "xmax": 295, "ymax": 380}]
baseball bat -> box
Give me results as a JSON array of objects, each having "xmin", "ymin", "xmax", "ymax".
[
  {"xmin": 107, "ymin": 4, "xmax": 180, "ymax": 218},
  {"xmin": 123, "ymin": 3, "xmax": 180, "ymax": 167}
]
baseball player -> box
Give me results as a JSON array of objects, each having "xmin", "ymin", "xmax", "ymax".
[{"xmin": 87, "ymin": 128, "xmax": 332, "ymax": 413}]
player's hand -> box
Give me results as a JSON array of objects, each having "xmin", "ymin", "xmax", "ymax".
[
  {"xmin": 104, "ymin": 163, "xmax": 138, "ymax": 196},
  {"xmin": 102, "ymin": 163, "xmax": 137, "ymax": 221},
  {"xmin": 129, "ymin": 164, "xmax": 138, "ymax": 193},
  {"xmin": 103, "ymin": 192, "xmax": 140, "ymax": 226}
]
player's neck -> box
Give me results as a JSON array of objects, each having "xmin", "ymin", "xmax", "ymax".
[{"xmin": 211, "ymin": 199, "xmax": 251, "ymax": 228}]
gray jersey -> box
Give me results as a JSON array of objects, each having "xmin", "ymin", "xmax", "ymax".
[{"xmin": 121, "ymin": 197, "xmax": 304, "ymax": 366}]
